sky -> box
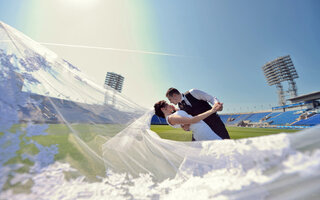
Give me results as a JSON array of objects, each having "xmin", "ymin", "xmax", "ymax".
[{"xmin": 0, "ymin": 0, "xmax": 319, "ymax": 113}]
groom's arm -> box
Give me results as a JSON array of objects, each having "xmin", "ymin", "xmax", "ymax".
[
  {"xmin": 189, "ymin": 89, "xmax": 219, "ymax": 104},
  {"xmin": 189, "ymin": 89, "xmax": 223, "ymax": 111}
]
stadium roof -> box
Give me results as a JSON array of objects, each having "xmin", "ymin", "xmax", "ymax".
[{"xmin": 288, "ymin": 91, "xmax": 320, "ymax": 103}]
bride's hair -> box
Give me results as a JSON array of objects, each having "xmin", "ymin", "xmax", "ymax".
[{"xmin": 154, "ymin": 100, "xmax": 167, "ymax": 118}]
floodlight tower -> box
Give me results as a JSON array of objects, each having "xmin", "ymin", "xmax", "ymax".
[
  {"xmin": 104, "ymin": 72, "xmax": 124, "ymax": 105},
  {"xmin": 104, "ymin": 72, "xmax": 124, "ymax": 93},
  {"xmin": 262, "ymin": 55, "xmax": 299, "ymax": 106}
]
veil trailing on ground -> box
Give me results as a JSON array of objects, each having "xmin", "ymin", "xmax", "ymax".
[
  {"xmin": 0, "ymin": 21, "xmax": 145, "ymax": 186},
  {"xmin": 1, "ymin": 21, "xmax": 320, "ymax": 199}
]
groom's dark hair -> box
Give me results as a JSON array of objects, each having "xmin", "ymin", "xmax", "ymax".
[
  {"xmin": 166, "ymin": 87, "xmax": 180, "ymax": 97},
  {"xmin": 154, "ymin": 100, "xmax": 166, "ymax": 118}
]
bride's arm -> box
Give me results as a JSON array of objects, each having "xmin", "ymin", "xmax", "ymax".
[
  {"xmin": 168, "ymin": 103, "xmax": 222, "ymax": 125},
  {"xmin": 181, "ymin": 124, "xmax": 190, "ymax": 131}
]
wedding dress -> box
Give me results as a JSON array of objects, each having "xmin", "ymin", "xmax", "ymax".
[{"xmin": 166, "ymin": 110, "xmax": 222, "ymax": 141}]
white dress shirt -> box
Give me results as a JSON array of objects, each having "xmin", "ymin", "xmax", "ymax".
[{"xmin": 181, "ymin": 89, "xmax": 219, "ymax": 107}]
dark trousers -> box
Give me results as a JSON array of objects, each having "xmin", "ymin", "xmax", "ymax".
[{"xmin": 204, "ymin": 114, "xmax": 230, "ymax": 139}]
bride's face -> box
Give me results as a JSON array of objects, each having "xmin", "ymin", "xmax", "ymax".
[
  {"xmin": 167, "ymin": 104, "xmax": 175, "ymax": 112},
  {"xmin": 161, "ymin": 103, "xmax": 175, "ymax": 114}
]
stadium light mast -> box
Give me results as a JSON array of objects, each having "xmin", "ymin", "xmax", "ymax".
[
  {"xmin": 104, "ymin": 72, "xmax": 124, "ymax": 93},
  {"xmin": 262, "ymin": 55, "xmax": 299, "ymax": 106},
  {"xmin": 104, "ymin": 72, "xmax": 124, "ymax": 105}
]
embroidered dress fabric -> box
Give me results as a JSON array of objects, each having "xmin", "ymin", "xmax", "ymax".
[{"xmin": 1, "ymin": 21, "xmax": 320, "ymax": 199}]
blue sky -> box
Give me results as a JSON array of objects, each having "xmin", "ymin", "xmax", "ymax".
[
  {"xmin": 148, "ymin": 0, "xmax": 320, "ymax": 112},
  {"xmin": 0, "ymin": 0, "xmax": 319, "ymax": 112}
]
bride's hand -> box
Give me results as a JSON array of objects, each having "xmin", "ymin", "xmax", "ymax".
[
  {"xmin": 217, "ymin": 102, "xmax": 223, "ymax": 111},
  {"xmin": 181, "ymin": 124, "xmax": 190, "ymax": 131},
  {"xmin": 211, "ymin": 102, "xmax": 222, "ymax": 113}
]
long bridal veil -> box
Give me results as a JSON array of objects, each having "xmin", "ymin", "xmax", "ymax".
[{"xmin": 1, "ymin": 21, "xmax": 320, "ymax": 199}]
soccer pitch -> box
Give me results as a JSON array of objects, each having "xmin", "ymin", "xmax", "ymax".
[
  {"xmin": 150, "ymin": 125, "xmax": 300, "ymax": 141},
  {"xmin": 1, "ymin": 123, "xmax": 301, "ymax": 191}
]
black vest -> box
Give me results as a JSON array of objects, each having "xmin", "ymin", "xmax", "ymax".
[
  {"xmin": 179, "ymin": 91, "xmax": 219, "ymax": 119},
  {"xmin": 179, "ymin": 91, "xmax": 230, "ymax": 139}
]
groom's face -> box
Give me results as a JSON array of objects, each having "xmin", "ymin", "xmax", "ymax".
[{"xmin": 168, "ymin": 93, "xmax": 181, "ymax": 105}]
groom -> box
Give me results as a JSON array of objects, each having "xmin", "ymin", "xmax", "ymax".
[{"xmin": 166, "ymin": 87, "xmax": 230, "ymax": 140}]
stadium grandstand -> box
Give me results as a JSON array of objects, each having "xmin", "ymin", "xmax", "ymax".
[
  {"xmin": 151, "ymin": 55, "xmax": 320, "ymax": 129},
  {"xmin": 151, "ymin": 91, "xmax": 320, "ymax": 129},
  {"xmin": 18, "ymin": 92, "xmax": 134, "ymax": 124}
]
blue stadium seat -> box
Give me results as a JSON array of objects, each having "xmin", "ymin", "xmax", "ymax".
[
  {"xmin": 292, "ymin": 114, "xmax": 320, "ymax": 126},
  {"xmin": 224, "ymin": 114, "xmax": 240, "ymax": 125},
  {"xmin": 268, "ymin": 111, "xmax": 301, "ymax": 125},
  {"xmin": 151, "ymin": 110, "xmax": 319, "ymax": 127},
  {"xmin": 246, "ymin": 112, "xmax": 271, "ymax": 122},
  {"xmin": 219, "ymin": 114, "xmax": 230, "ymax": 123},
  {"xmin": 227, "ymin": 114, "xmax": 252, "ymax": 125},
  {"xmin": 266, "ymin": 112, "xmax": 282, "ymax": 118},
  {"xmin": 151, "ymin": 115, "xmax": 168, "ymax": 125}
]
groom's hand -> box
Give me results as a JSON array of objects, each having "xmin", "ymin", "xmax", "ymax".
[
  {"xmin": 212, "ymin": 102, "xmax": 222, "ymax": 112},
  {"xmin": 213, "ymin": 102, "xmax": 223, "ymax": 112},
  {"xmin": 217, "ymin": 102, "xmax": 223, "ymax": 111},
  {"xmin": 181, "ymin": 124, "xmax": 190, "ymax": 131}
]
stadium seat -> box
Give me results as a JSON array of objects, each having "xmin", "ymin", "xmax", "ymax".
[
  {"xmin": 151, "ymin": 115, "xmax": 168, "ymax": 125},
  {"xmin": 246, "ymin": 112, "xmax": 271, "ymax": 123},
  {"xmin": 292, "ymin": 113, "xmax": 320, "ymax": 126},
  {"xmin": 268, "ymin": 111, "xmax": 301, "ymax": 125}
]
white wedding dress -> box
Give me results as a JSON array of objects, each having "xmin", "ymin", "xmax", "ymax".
[{"xmin": 166, "ymin": 110, "xmax": 222, "ymax": 141}]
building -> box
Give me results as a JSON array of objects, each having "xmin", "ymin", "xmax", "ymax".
[{"xmin": 104, "ymin": 72, "xmax": 124, "ymax": 93}]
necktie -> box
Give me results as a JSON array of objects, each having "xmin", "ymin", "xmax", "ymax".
[
  {"xmin": 179, "ymin": 100, "xmax": 187, "ymax": 109},
  {"xmin": 181, "ymin": 100, "xmax": 187, "ymax": 107}
]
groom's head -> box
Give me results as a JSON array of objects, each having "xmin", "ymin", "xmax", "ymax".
[{"xmin": 166, "ymin": 87, "xmax": 182, "ymax": 105}]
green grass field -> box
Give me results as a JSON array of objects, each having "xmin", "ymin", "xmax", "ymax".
[
  {"xmin": 150, "ymin": 125, "xmax": 300, "ymax": 141},
  {"xmin": 2, "ymin": 123, "xmax": 301, "ymax": 192},
  {"xmin": 2, "ymin": 124, "xmax": 126, "ymax": 183}
]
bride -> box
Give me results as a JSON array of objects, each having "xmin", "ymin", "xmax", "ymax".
[{"xmin": 154, "ymin": 100, "xmax": 222, "ymax": 141}]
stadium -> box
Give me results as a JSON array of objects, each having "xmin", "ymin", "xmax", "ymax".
[
  {"xmin": 1, "ymin": 11, "xmax": 320, "ymax": 199},
  {"xmin": 151, "ymin": 55, "xmax": 320, "ymax": 138}
]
